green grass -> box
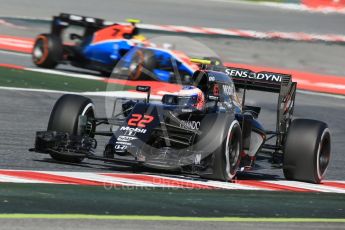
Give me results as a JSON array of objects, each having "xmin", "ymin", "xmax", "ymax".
[
  {"xmin": 0, "ymin": 214, "xmax": 344, "ymax": 222},
  {"xmin": 0, "ymin": 67, "xmax": 133, "ymax": 92},
  {"xmin": 1, "ymin": 183, "xmax": 345, "ymax": 218}
]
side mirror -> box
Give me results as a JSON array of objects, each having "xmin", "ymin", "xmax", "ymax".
[{"xmin": 136, "ymin": 85, "xmax": 151, "ymax": 103}]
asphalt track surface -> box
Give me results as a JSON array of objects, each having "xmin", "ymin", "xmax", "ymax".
[
  {"xmin": 0, "ymin": 23, "xmax": 344, "ymax": 179},
  {"xmin": 1, "ymin": 0, "xmax": 345, "ymax": 35},
  {"xmin": 0, "ymin": 86, "xmax": 344, "ymax": 180},
  {"xmin": 1, "ymin": 19, "xmax": 345, "ymax": 77}
]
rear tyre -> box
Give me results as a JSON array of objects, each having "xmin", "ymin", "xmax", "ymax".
[
  {"xmin": 32, "ymin": 33, "xmax": 63, "ymax": 69},
  {"xmin": 48, "ymin": 94, "xmax": 95, "ymax": 163},
  {"xmin": 197, "ymin": 114, "xmax": 242, "ymax": 181},
  {"xmin": 283, "ymin": 119, "xmax": 331, "ymax": 184}
]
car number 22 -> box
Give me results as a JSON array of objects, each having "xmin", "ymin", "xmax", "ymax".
[{"xmin": 128, "ymin": 114, "xmax": 154, "ymax": 127}]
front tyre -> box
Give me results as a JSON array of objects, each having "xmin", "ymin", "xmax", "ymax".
[
  {"xmin": 32, "ymin": 33, "xmax": 63, "ymax": 69},
  {"xmin": 47, "ymin": 94, "xmax": 95, "ymax": 163},
  {"xmin": 198, "ymin": 115, "xmax": 242, "ymax": 181},
  {"xmin": 283, "ymin": 119, "xmax": 331, "ymax": 184}
]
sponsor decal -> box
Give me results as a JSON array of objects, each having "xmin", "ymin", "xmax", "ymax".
[
  {"xmin": 255, "ymin": 73, "xmax": 282, "ymax": 82},
  {"xmin": 180, "ymin": 120, "xmax": 200, "ymax": 130},
  {"xmin": 124, "ymin": 130, "xmax": 136, "ymax": 136},
  {"xmin": 114, "ymin": 144, "xmax": 127, "ymax": 150},
  {"xmin": 225, "ymin": 68, "xmax": 283, "ymax": 83},
  {"xmin": 208, "ymin": 76, "xmax": 216, "ymax": 82},
  {"xmin": 225, "ymin": 68, "xmax": 250, "ymax": 78},
  {"xmin": 117, "ymin": 136, "xmax": 137, "ymax": 142},
  {"xmin": 222, "ymin": 84, "xmax": 233, "ymax": 95},
  {"xmin": 181, "ymin": 109, "xmax": 193, "ymax": 113},
  {"xmin": 120, "ymin": 126, "xmax": 147, "ymax": 134},
  {"xmin": 115, "ymin": 141, "xmax": 132, "ymax": 146},
  {"xmin": 194, "ymin": 153, "xmax": 202, "ymax": 165}
]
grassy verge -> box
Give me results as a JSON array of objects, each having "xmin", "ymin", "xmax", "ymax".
[
  {"xmin": 0, "ymin": 67, "xmax": 133, "ymax": 92},
  {"xmin": 1, "ymin": 183, "xmax": 344, "ymax": 218}
]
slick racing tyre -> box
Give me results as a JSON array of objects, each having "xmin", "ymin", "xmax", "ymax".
[
  {"xmin": 283, "ymin": 119, "xmax": 331, "ymax": 184},
  {"xmin": 197, "ymin": 114, "xmax": 242, "ymax": 181},
  {"xmin": 32, "ymin": 33, "xmax": 63, "ymax": 69},
  {"xmin": 128, "ymin": 49, "xmax": 156, "ymax": 80},
  {"xmin": 47, "ymin": 94, "xmax": 95, "ymax": 163}
]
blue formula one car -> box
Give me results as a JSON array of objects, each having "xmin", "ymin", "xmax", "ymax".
[
  {"xmin": 32, "ymin": 13, "xmax": 196, "ymax": 82},
  {"xmin": 31, "ymin": 59, "xmax": 331, "ymax": 184}
]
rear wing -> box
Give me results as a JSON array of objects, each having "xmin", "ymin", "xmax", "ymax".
[
  {"xmin": 224, "ymin": 67, "xmax": 293, "ymax": 93},
  {"xmin": 53, "ymin": 13, "xmax": 109, "ymax": 29},
  {"xmin": 51, "ymin": 13, "xmax": 111, "ymax": 35},
  {"xmin": 224, "ymin": 66, "xmax": 297, "ymax": 149}
]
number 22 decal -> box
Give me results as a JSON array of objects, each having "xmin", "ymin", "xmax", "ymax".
[{"xmin": 128, "ymin": 114, "xmax": 154, "ymax": 127}]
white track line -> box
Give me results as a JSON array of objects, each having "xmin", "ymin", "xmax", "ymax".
[
  {"xmin": 0, "ymin": 86, "xmax": 81, "ymax": 95},
  {"xmin": 26, "ymin": 68, "xmax": 105, "ymax": 81}
]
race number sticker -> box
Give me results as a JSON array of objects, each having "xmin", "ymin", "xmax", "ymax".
[{"xmin": 128, "ymin": 114, "xmax": 154, "ymax": 128}]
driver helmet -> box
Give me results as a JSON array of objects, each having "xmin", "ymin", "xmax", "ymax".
[{"xmin": 177, "ymin": 86, "xmax": 205, "ymax": 110}]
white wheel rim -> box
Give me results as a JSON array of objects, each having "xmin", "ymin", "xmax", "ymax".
[
  {"xmin": 225, "ymin": 120, "xmax": 240, "ymax": 180},
  {"xmin": 316, "ymin": 128, "xmax": 330, "ymax": 180},
  {"xmin": 82, "ymin": 103, "xmax": 95, "ymax": 116},
  {"xmin": 33, "ymin": 45, "xmax": 43, "ymax": 60}
]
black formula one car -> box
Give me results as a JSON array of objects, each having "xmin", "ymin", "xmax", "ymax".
[{"xmin": 30, "ymin": 60, "xmax": 331, "ymax": 184}]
